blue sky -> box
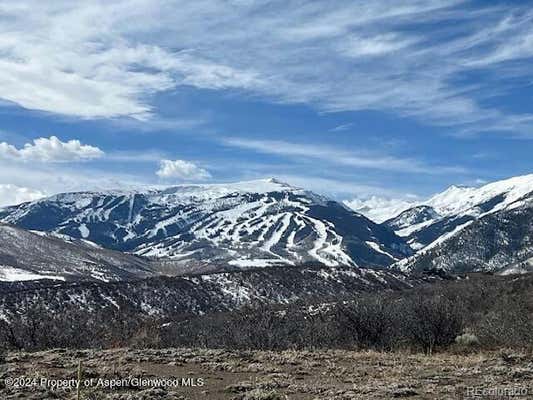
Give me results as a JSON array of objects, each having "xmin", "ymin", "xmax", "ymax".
[{"xmin": 0, "ymin": 0, "xmax": 532, "ymax": 209}]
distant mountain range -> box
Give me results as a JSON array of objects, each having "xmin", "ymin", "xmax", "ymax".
[
  {"xmin": 0, "ymin": 179, "xmax": 410, "ymax": 279},
  {"xmin": 386, "ymin": 174, "xmax": 533, "ymax": 274},
  {"xmin": 0, "ymin": 174, "xmax": 531, "ymax": 282}
]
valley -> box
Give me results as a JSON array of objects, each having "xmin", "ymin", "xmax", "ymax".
[{"xmin": 0, "ymin": 174, "xmax": 531, "ymax": 400}]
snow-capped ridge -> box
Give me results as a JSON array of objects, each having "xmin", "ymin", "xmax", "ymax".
[
  {"xmin": 15, "ymin": 178, "xmax": 301, "ymax": 208},
  {"xmin": 388, "ymin": 173, "xmax": 533, "ymax": 274},
  {"xmin": 0, "ymin": 179, "xmax": 410, "ymax": 270},
  {"xmin": 157, "ymin": 178, "xmax": 302, "ymax": 197},
  {"xmin": 426, "ymin": 174, "xmax": 533, "ymax": 217}
]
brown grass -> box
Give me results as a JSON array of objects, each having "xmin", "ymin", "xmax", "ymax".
[{"xmin": 1, "ymin": 347, "xmax": 532, "ymax": 399}]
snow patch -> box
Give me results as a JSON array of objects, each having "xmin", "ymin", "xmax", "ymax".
[
  {"xmin": 79, "ymin": 224, "xmax": 90, "ymax": 238},
  {"xmin": 0, "ymin": 266, "xmax": 65, "ymax": 282}
]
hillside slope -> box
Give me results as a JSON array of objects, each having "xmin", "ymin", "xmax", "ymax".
[
  {"xmin": 385, "ymin": 174, "xmax": 533, "ymax": 251},
  {"xmin": 395, "ymin": 197, "xmax": 533, "ymax": 274},
  {"xmin": 0, "ymin": 265, "xmax": 430, "ymax": 318},
  {"xmin": 389, "ymin": 174, "xmax": 533, "ymax": 274},
  {"xmin": 0, "ymin": 223, "xmax": 154, "ymax": 282}
]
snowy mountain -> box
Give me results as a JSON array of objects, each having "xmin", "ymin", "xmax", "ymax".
[
  {"xmin": 384, "ymin": 205, "xmax": 440, "ymax": 234},
  {"xmin": 0, "ymin": 179, "xmax": 411, "ymax": 270},
  {"xmin": 395, "ymin": 196, "xmax": 533, "ymax": 274},
  {"xmin": 385, "ymin": 175, "xmax": 533, "ymax": 249},
  {"xmin": 343, "ymin": 196, "xmax": 417, "ymax": 224},
  {"xmin": 0, "ymin": 223, "xmax": 154, "ymax": 282},
  {"xmin": 387, "ymin": 174, "xmax": 533, "ymax": 273}
]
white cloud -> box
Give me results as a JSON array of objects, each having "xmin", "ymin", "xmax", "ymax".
[
  {"xmin": 0, "ymin": 1, "xmax": 533, "ymax": 135},
  {"xmin": 156, "ymin": 159, "xmax": 211, "ymax": 180},
  {"xmin": 0, "ymin": 1, "xmax": 259, "ymax": 119},
  {"xmin": 0, "ymin": 184, "xmax": 45, "ymax": 207},
  {"xmin": 0, "ymin": 136, "xmax": 104, "ymax": 162},
  {"xmin": 0, "ymin": 158, "xmax": 154, "ymax": 199},
  {"xmin": 222, "ymin": 137, "xmax": 467, "ymax": 175},
  {"xmin": 339, "ymin": 34, "xmax": 417, "ymax": 57},
  {"xmin": 135, "ymin": 1, "xmax": 533, "ymax": 135}
]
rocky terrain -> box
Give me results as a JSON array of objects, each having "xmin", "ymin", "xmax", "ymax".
[{"xmin": 1, "ymin": 347, "xmax": 533, "ymax": 399}]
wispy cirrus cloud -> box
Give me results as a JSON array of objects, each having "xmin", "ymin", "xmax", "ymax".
[
  {"xmin": 329, "ymin": 123, "xmax": 354, "ymax": 132},
  {"xmin": 338, "ymin": 33, "xmax": 418, "ymax": 57},
  {"xmin": 0, "ymin": 1, "xmax": 260, "ymax": 120},
  {"xmin": 0, "ymin": 1, "xmax": 533, "ymax": 137},
  {"xmin": 222, "ymin": 137, "xmax": 467, "ymax": 175}
]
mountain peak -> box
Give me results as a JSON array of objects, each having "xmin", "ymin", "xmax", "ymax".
[
  {"xmin": 156, "ymin": 178, "xmax": 301, "ymax": 199},
  {"xmin": 426, "ymin": 173, "xmax": 533, "ymax": 217},
  {"xmin": 0, "ymin": 180, "xmax": 410, "ymax": 270},
  {"xmin": 265, "ymin": 177, "xmax": 282, "ymax": 184},
  {"xmin": 447, "ymin": 184, "xmax": 473, "ymax": 190}
]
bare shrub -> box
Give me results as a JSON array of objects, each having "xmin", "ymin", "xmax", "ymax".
[
  {"xmin": 333, "ymin": 296, "xmax": 402, "ymax": 350},
  {"xmin": 2, "ymin": 273, "xmax": 533, "ymax": 353},
  {"xmin": 473, "ymin": 296, "xmax": 533, "ymax": 349},
  {"xmin": 404, "ymin": 294, "xmax": 464, "ymax": 354}
]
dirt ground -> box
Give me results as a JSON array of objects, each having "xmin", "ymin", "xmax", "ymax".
[{"xmin": 1, "ymin": 347, "xmax": 532, "ymax": 399}]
